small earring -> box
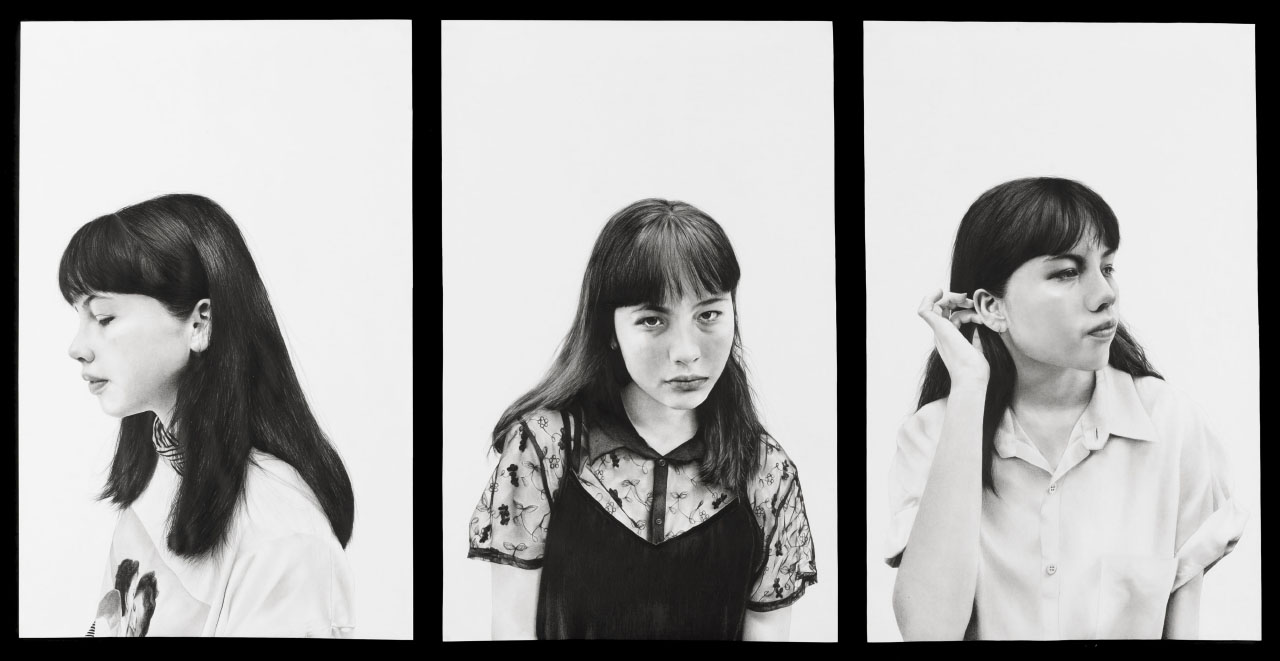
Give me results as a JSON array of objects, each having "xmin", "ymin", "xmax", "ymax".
[{"xmin": 610, "ymin": 339, "xmax": 618, "ymax": 350}]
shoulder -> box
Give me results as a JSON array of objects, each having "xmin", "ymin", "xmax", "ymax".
[
  {"xmin": 1129, "ymin": 373, "xmax": 1212, "ymax": 432},
  {"xmin": 750, "ymin": 434, "xmax": 805, "ymax": 500},
  {"xmin": 757, "ymin": 434, "xmax": 798, "ymax": 470},
  {"xmin": 894, "ymin": 397, "xmax": 949, "ymax": 450},
  {"xmin": 501, "ymin": 408, "xmax": 571, "ymax": 441},
  {"xmin": 236, "ymin": 451, "xmax": 338, "ymax": 544}
]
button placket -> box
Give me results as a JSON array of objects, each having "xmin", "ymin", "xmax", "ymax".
[
  {"xmin": 1040, "ymin": 475, "xmax": 1062, "ymax": 637},
  {"xmin": 649, "ymin": 458, "xmax": 669, "ymax": 543}
]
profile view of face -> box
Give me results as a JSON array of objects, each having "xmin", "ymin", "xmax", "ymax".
[
  {"xmin": 68, "ymin": 292, "xmax": 201, "ymax": 419},
  {"xmin": 995, "ymin": 231, "xmax": 1119, "ymax": 373},
  {"xmin": 613, "ymin": 290, "xmax": 735, "ymax": 413}
]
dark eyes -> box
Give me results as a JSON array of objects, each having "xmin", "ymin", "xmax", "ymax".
[
  {"xmin": 96, "ymin": 316, "xmax": 114, "ymax": 327},
  {"xmin": 1054, "ymin": 266, "xmax": 1116, "ymax": 280},
  {"xmin": 637, "ymin": 310, "xmax": 723, "ymax": 328}
]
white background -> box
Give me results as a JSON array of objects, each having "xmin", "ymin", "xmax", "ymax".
[
  {"xmin": 865, "ymin": 22, "xmax": 1259, "ymax": 641},
  {"xmin": 17, "ymin": 21, "xmax": 413, "ymax": 638},
  {"xmin": 442, "ymin": 21, "xmax": 837, "ymax": 641}
]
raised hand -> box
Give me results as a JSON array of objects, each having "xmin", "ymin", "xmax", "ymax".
[{"xmin": 917, "ymin": 289, "xmax": 989, "ymax": 381}]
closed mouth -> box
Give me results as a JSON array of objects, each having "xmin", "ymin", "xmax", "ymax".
[
  {"xmin": 1087, "ymin": 323, "xmax": 1117, "ymax": 335},
  {"xmin": 668, "ymin": 377, "xmax": 707, "ymax": 383}
]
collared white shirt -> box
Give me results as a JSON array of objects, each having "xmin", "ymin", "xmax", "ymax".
[{"xmin": 884, "ymin": 366, "xmax": 1247, "ymax": 640}]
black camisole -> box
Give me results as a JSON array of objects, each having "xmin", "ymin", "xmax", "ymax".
[{"xmin": 533, "ymin": 409, "xmax": 765, "ymax": 640}]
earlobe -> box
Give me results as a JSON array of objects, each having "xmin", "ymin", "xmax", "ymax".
[{"xmin": 971, "ymin": 288, "xmax": 1008, "ymax": 333}]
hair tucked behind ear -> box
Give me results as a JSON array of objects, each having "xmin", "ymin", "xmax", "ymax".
[
  {"xmin": 60, "ymin": 194, "xmax": 355, "ymax": 559},
  {"xmin": 916, "ymin": 178, "xmax": 1163, "ymax": 496}
]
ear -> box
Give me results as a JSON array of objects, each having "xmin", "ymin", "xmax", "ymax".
[
  {"xmin": 971, "ymin": 288, "xmax": 1009, "ymax": 333},
  {"xmin": 188, "ymin": 298, "xmax": 212, "ymax": 353}
]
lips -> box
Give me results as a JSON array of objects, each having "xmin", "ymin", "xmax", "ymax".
[
  {"xmin": 668, "ymin": 375, "xmax": 708, "ymax": 383},
  {"xmin": 1087, "ymin": 321, "xmax": 1117, "ymax": 335}
]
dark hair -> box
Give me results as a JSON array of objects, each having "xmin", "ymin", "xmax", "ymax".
[
  {"xmin": 490, "ymin": 199, "xmax": 767, "ymax": 497},
  {"xmin": 59, "ymin": 194, "xmax": 354, "ymax": 559},
  {"xmin": 917, "ymin": 177, "xmax": 1162, "ymax": 495},
  {"xmin": 134, "ymin": 572, "xmax": 158, "ymax": 637}
]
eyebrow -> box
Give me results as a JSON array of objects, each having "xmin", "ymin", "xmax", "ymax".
[
  {"xmin": 1043, "ymin": 249, "xmax": 1117, "ymax": 267},
  {"xmin": 73, "ymin": 294, "xmax": 112, "ymax": 311},
  {"xmin": 635, "ymin": 295, "xmax": 729, "ymax": 314}
]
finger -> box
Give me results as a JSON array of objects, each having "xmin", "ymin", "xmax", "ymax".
[
  {"xmin": 948, "ymin": 309, "xmax": 984, "ymax": 329},
  {"xmin": 918, "ymin": 289, "xmax": 945, "ymax": 315},
  {"xmin": 937, "ymin": 292, "xmax": 974, "ymax": 308}
]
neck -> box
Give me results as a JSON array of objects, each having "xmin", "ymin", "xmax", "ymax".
[
  {"xmin": 1009, "ymin": 355, "xmax": 1096, "ymax": 414},
  {"xmin": 154, "ymin": 401, "xmax": 177, "ymax": 434},
  {"xmin": 621, "ymin": 382, "xmax": 697, "ymax": 439}
]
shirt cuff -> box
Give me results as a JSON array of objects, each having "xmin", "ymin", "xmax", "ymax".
[
  {"xmin": 1173, "ymin": 497, "xmax": 1248, "ymax": 591},
  {"xmin": 884, "ymin": 505, "xmax": 918, "ymax": 568},
  {"xmin": 746, "ymin": 573, "xmax": 817, "ymax": 612},
  {"xmin": 467, "ymin": 546, "xmax": 545, "ymax": 570}
]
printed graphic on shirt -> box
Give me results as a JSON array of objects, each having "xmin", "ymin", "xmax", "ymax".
[
  {"xmin": 87, "ymin": 559, "xmax": 159, "ymax": 637},
  {"xmin": 88, "ymin": 508, "xmax": 211, "ymax": 637}
]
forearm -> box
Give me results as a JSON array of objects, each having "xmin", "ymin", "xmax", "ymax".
[
  {"xmin": 742, "ymin": 606, "xmax": 792, "ymax": 641},
  {"xmin": 893, "ymin": 376, "xmax": 986, "ymax": 641},
  {"xmin": 491, "ymin": 564, "xmax": 540, "ymax": 640},
  {"xmin": 1163, "ymin": 573, "xmax": 1202, "ymax": 639}
]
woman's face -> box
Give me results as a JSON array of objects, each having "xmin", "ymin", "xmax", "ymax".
[
  {"xmin": 994, "ymin": 232, "xmax": 1119, "ymax": 373},
  {"xmin": 612, "ymin": 290, "xmax": 735, "ymax": 413},
  {"xmin": 67, "ymin": 292, "xmax": 205, "ymax": 421}
]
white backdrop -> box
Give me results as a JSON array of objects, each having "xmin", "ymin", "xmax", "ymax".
[
  {"xmin": 17, "ymin": 21, "xmax": 413, "ymax": 638},
  {"xmin": 864, "ymin": 22, "xmax": 1260, "ymax": 641},
  {"xmin": 442, "ymin": 21, "xmax": 837, "ymax": 641}
]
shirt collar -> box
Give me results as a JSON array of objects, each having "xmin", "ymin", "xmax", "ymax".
[
  {"xmin": 994, "ymin": 365, "xmax": 1159, "ymax": 458},
  {"xmin": 152, "ymin": 415, "xmax": 185, "ymax": 476},
  {"xmin": 585, "ymin": 402, "xmax": 706, "ymax": 463}
]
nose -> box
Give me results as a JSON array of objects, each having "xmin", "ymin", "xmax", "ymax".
[
  {"xmin": 668, "ymin": 319, "xmax": 702, "ymax": 365},
  {"xmin": 68, "ymin": 324, "xmax": 93, "ymax": 363},
  {"xmin": 1089, "ymin": 267, "xmax": 1118, "ymax": 312}
]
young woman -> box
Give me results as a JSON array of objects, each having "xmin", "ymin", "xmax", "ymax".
[
  {"xmin": 885, "ymin": 177, "xmax": 1247, "ymax": 640},
  {"xmin": 62, "ymin": 194, "xmax": 356, "ymax": 637},
  {"xmin": 467, "ymin": 199, "xmax": 818, "ymax": 640}
]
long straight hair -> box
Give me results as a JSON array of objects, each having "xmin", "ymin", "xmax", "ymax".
[
  {"xmin": 917, "ymin": 178, "xmax": 1162, "ymax": 496},
  {"xmin": 59, "ymin": 194, "xmax": 354, "ymax": 559},
  {"xmin": 491, "ymin": 199, "xmax": 768, "ymax": 497}
]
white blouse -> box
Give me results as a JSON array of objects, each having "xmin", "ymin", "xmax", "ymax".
[{"xmin": 885, "ymin": 365, "xmax": 1247, "ymax": 640}]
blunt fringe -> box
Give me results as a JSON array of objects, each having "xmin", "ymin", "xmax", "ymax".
[
  {"xmin": 490, "ymin": 198, "xmax": 768, "ymax": 498},
  {"xmin": 917, "ymin": 177, "xmax": 1163, "ymax": 496},
  {"xmin": 59, "ymin": 194, "xmax": 354, "ymax": 559}
]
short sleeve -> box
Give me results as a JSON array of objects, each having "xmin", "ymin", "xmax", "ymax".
[
  {"xmin": 218, "ymin": 533, "xmax": 356, "ymax": 637},
  {"xmin": 884, "ymin": 401, "xmax": 945, "ymax": 569},
  {"xmin": 1170, "ymin": 395, "xmax": 1248, "ymax": 591},
  {"xmin": 745, "ymin": 438, "xmax": 818, "ymax": 612},
  {"xmin": 467, "ymin": 411, "xmax": 568, "ymax": 570}
]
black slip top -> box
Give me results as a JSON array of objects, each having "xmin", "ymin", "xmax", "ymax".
[{"xmin": 468, "ymin": 403, "xmax": 818, "ymax": 639}]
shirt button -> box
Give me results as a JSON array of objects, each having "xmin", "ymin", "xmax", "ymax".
[
  {"xmin": 656, "ymin": 517, "xmax": 663, "ymax": 525},
  {"xmin": 1046, "ymin": 564, "xmax": 1057, "ymax": 576},
  {"xmin": 1048, "ymin": 483, "xmax": 1058, "ymax": 494},
  {"xmin": 658, "ymin": 459, "xmax": 666, "ymax": 467}
]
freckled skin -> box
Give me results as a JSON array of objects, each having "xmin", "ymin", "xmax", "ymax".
[
  {"xmin": 612, "ymin": 291, "xmax": 736, "ymax": 417},
  {"xmin": 997, "ymin": 234, "xmax": 1119, "ymax": 373},
  {"xmin": 67, "ymin": 292, "xmax": 207, "ymax": 422}
]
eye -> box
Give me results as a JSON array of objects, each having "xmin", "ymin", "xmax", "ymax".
[
  {"xmin": 1103, "ymin": 265, "xmax": 1116, "ymax": 277},
  {"xmin": 1053, "ymin": 269, "xmax": 1079, "ymax": 280},
  {"xmin": 637, "ymin": 316, "xmax": 664, "ymax": 328},
  {"xmin": 699, "ymin": 310, "xmax": 723, "ymax": 322},
  {"xmin": 96, "ymin": 316, "xmax": 114, "ymax": 327}
]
